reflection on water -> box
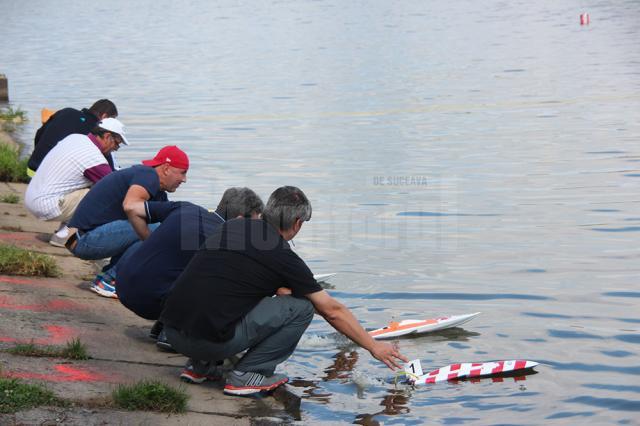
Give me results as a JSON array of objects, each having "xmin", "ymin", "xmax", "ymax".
[{"xmin": 2, "ymin": 0, "xmax": 640, "ymax": 423}]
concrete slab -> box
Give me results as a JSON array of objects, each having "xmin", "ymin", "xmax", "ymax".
[
  {"xmin": 0, "ymin": 183, "xmax": 55, "ymax": 235},
  {"xmin": 0, "ymin": 192, "xmax": 301, "ymax": 424},
  {"xmin": 3, "ymin": 406, "xmax": 251, "ymax": 425}
]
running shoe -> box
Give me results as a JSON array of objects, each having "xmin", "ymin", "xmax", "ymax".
[
  {"xmin": 90, "ymin": 275, "xmax": 117, "ymax": 299},
  {"xmin": 156, "ymin": 329, "xmax": 176, "ymax": 352},
  {"xmin": 149, "ymin": 321, "xmax": 164, "ymax": 340},
  {"xmin": 48, "ymin": 233, "xmax": 68, "ymax": 248},
  {"xmin": 49, "ymin": 225, "xmax": 69, "ymax": 248},
  {"xmin": 223, "ymin": 370, "xmax": 288, "ymax": 395},
  {"xmin": 180, "ymin": 360, "xmax": 223, "ymax": 384}
]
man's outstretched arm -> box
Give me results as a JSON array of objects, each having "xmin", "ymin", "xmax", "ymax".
[
  {"xmin": 122, "ymin": 185, "xmax": 152, "ymax": 240},
  {"xmin": 306, "ymin": 290, "xmax": 408, "ymax": 370}
]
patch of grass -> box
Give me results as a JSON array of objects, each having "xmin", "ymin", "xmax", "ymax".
[
  {"xmin": 0, "ymin": 244, "xmax": 61, "ymax": 277},
  {"xmin": 6, "ymin": 339, "xmax": 89, "ymax": 360},
  {"xmin": 112, "ymin": 380, "xmax": 188, "ymax": 413},
  {"xmin": 0, "ymin": 144, "xmax": 30, "ymax": 183},
  {"xmin": 0, "ymin": 193, "xmax": 19, "ymax": 203},
  {"xmin": 0, "ymin": 106, "xmax": 27, "ymax": 122},
  {"xmin": 6, "ymin": 342, "xmax": 58, "ymax": 357},
  {"xmin": 0, "ymin": 377, "xmax": 65, "ymax": 414},
  {"xmin": 0, "ymin": 107, "xmax": 27, "ymax": 134},
  {"xmin": 62, "ymin": 338, "xmax": 89, "ymax": 360}
]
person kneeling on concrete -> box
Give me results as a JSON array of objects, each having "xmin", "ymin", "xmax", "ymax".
[
  {"xmin": 160, "ymin": 186, "xmax": 407, "ymax": 395},
  {"xmin": 25, "ymin": 118, "xmax": 128, "ymax": 246},
  {"xmin": 66, "ymin": 145, "xmax": 189, "ymax": 299},
  {"xmin": 114, "ymin": 187, "xmax": 264, "ymax": 351},
  {"xmin": 28, "ymin": 99, "xmax": 119, "ymax": 174},
  {"xmin": 27, "ymin": 99, "xmax": 119, "ymax": 246}
]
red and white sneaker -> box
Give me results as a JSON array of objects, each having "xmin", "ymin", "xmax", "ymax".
[
  {"xmin": 180, "ymin": 360, "xmax": 223, "ymax": 384},
  {"xmin": 223, "ymin": 371, "xmax": 288, "ymax": 395}
]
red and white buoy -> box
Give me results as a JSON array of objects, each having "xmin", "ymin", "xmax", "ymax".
[{"xmin": 580, "ymin": 13, "xmax": 590, "ymax": 25}]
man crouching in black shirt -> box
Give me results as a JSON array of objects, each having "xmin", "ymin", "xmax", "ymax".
[{"xmin": 161, "ymin": 186, "xmax": 407, "ymax": 396}]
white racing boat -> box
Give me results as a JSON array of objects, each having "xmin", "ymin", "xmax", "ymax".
[
  {"xmin": 369, "ymin": 312, "xmax": 481, "ymax": 340},
  {"xmin": 314, "ymin": 273, "xmax": 337, "ymax": 283}
]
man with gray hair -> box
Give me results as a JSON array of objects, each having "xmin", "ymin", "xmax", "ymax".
[
  {"xmin": 115, "ymin": 187, "xmax": 264, "ymax": 347},
  {"xmin": 161, "ymin": 186, "xmax": 407, "ymax": 395}
]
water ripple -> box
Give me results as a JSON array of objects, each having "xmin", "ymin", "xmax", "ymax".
[
  {"xmin": 614, "ymin": 334, "xmax": 640, "ymax": 344},
  {"xmin": 545, "ymin": 411, "xmax": 595, "ymax": 419},
  {"xmin": 331, "ymin": 291, "xmax": 552, "ymax": 301},
  {"xmin": 584, "ymin": 383, "xmax": 640, "ymax": 393},
  {"xmin": 548, "ymin": 330, "xmax": 604, "ymax": 339},
  {"xmin": 592, "ymin": 227, "xmax": 640, "ymax": 232},
  {"xmin": 397, "ymin": 211, "xmax": 500, "ymax": 217},
  {"xmin": 604, "ymin": 292, "xmax": 640, "ymax": 298},
  {"xmin": 565, "ymin": 396, "xmax": 640, "ymax": 412},
  {"xmin": 523, "ymin": 312, "xmax": 571, "ymax": 319},
  {"xmin": 601, "ymin": 350, "xmax": 634, "ymax": 358},
  {"xmin": 540, "ymin": 361, "xmax": 640, "ymax": 375}
]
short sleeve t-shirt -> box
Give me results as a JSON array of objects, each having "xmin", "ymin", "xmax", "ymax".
[
  {"xmin": 69, "ymin": 165, "xmax": 167, "ymax": 232},
  {"xmin": 160, "ymin": 218, "xmax": 323, "ymax": 342},
  {"xmin": 24, "ymin": 134, "xmax": 110, "ymax": 220},
  {"xmin": 117, "ymin": 202, "xmax": 225, "ymax": 320}
]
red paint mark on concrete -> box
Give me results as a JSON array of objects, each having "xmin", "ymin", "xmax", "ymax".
[
  {"xmin": 39, "ymin": 325, "xmax": 77, "ymax": 344},
  {"xmin": 5, "ymin": 364, "xmax": 115, "ymax": 383},
  {"xmin": 0, "ymin": 324, "xmax": 77, "ymax": 345},
  {"xmin": 0, "ymin": 275, "xmax": 39, "ymax": 285},
  {"xmin": 0, "ymin": 232, "xmax": 37, "ymax": 241},
  {"xmin": 0, "ymin": 296, "xmax": 81, "ymax": 312}
]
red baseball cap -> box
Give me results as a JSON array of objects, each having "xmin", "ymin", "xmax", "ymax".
[{"xmin": 142, "ymin": 145, "xmax": 189, "ymax": 170}]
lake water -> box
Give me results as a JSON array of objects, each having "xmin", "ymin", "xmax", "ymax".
[{"xmin": 2, "ymin": 0, "xmax": 640, "ymax": 423}]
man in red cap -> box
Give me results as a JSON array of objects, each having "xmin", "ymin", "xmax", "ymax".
[{"xmin": 66, "ymin": 145, "xmax": 189, "ymax": 298}]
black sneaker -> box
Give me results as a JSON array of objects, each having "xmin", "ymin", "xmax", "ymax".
[
  {"xmin": 224, "ymin": 371, "xmax": 288, "ymax": 396},
  {"xmin": 149, "ymin": 321, "xmax": 163, "ymax": 340},
  {"xmin": 156, "ymin": 329, "xmax": 176, "ymax": 352},
  {"xmin": 180, "ymin": 360, "xmax": 223, "ymax": 384}
]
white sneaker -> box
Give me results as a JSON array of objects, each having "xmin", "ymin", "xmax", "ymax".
[
  {"xmin": 49, "ymin": 225, "xmax": 69, "ymax": 247},
  {"xmin": 49, "ymin": 233, "xmax": 68, "ymax": 248}
]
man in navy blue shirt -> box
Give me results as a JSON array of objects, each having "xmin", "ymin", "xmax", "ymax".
[
  {"xmin": 115, "ymin": 187, "xmax": 264, "ymax": 344},
  {"xmin": 67, "ymin": 145, "xmax": 189, "ymax": 299}
]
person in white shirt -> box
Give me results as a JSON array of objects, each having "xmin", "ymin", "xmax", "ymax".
[{"xmin": 24, "ymin": 118, "xmax": 129, "ymax": 246}]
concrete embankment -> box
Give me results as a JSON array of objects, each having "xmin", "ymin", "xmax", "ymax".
[{"xmin": 0, "ymin": 143, "xmax": 299, "ymax": 424}]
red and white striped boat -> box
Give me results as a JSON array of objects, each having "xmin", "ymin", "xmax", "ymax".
[{"xmin": 407, "ymin": 359, "xmax": 540, "ymax": 385}]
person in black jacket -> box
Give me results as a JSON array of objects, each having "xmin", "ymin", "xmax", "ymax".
[{"xmin": 28, "ymin": 99, "xmax": 118, "ymax": 173}]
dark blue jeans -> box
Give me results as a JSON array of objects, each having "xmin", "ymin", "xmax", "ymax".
[{"xmin": 71, "ymin": 220, "xmax": 158, "ymax": 280}]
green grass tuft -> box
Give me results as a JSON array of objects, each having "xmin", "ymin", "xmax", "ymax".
[
  {"xmin": 0, "ymin": 144, "xmax": 30, "ymax": 183},
  {"xmin": 6, "ymin": 342, "xmax": 57, "ymax": 357},
  {"xmin": 112, "ymin": 380, "xmax": 188, "ymax": 413},
  {"xmin": 0, "ymin": 377, "xmax": 64, "ymax": 414},
  {"xmin": 0, "ymin": 244, "xmax": 61, "ymax": 277},
  {"xmin": 62, "ymin": 338, "xmax": 89, "ymax": 360},
  {"xmin": 0, "ymin": 106, "xmax": 27, "ymax": 122},
  {"xmin": 0, "ymin": 193, "xmax": 20, "ymax": 203},
  {"xmin": 6, "ymin": 339, "xmax": 89, "ymax": 360}
]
